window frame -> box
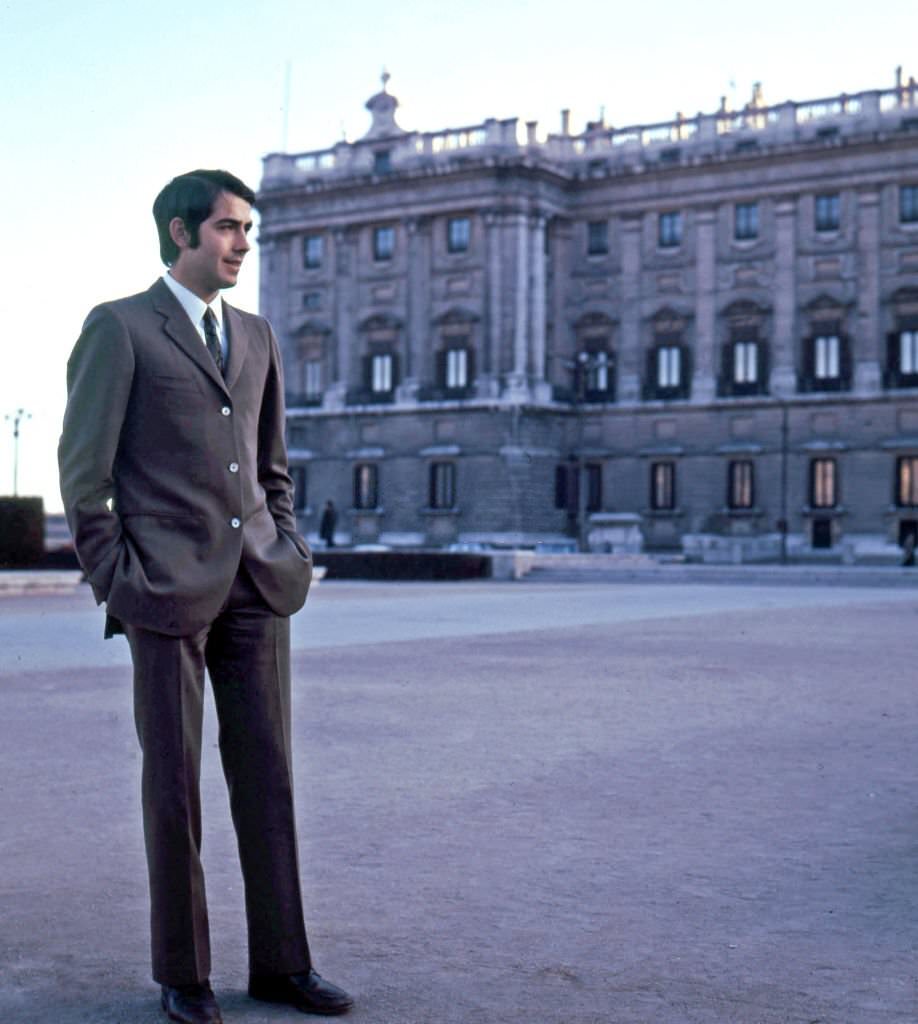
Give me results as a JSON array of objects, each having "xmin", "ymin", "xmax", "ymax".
[
  {"xmin": 896, "ymin": 456, "xmax": 918, "ymax": 507},
  {"xmin": 650, "ymin": 461, "xmax": 677, "ymax": 511},
  {"xmin": 900, "ymin": 185, "xmax": 918, "ymax": 225},
  {"xmin": 353, "ymin": 463, "xmax": 379, "ymax": 510},
  {"xmin": 290, "ymin": 465, "xmax": 308, "ymax": 513},
  {"xmin": 658, "ymin": 211, "xmax": 682, "ymax": 249},
  {"xmin": 810, "ymin": 457, "xmax": 838, "ymax": 509},
  {"xmin": 734, "ymin": 202, "xmax": 759, "ymax": 241},
  {"xmin": 447, "ymin": 216, "xmax": 471, "ymax": 254},
  {"xmin": 429, "ymin": 462, "xmax": 457, "ymax": 510},
  {"xmin": 303, "ymin": 234, "xmax": 323, "ymax": 269},
  {"xmin": 373, "ymin": 225, "xmax": 395, "ymax": 261},
  {"xmin": 587, "ymin": 220, "xmax": 609, "ymax": 255},
  {"xmin": 814, "ymin": 193, "xmax": 840, "ymax": 233},
  {"xmin": 370, "ymin": 352, "xmax": 394, "ymax": 395},
  {"xmin": 727, "ymin": 460, "xmax": 755, "ymax": 510}
]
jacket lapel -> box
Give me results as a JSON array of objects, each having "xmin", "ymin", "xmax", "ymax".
[
  {"xmin": 222, "ymin": 302, "xmax": 250, "ymax": 392},
  {"xmin": 149, "ymin": 279, "xmax": 228, "ymax": 393}
]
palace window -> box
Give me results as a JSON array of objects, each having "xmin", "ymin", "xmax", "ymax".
[
  {"xmin": 900, "ymin": 185, "xmax": 918, "ymax": 224},
  {"xmin": 553, "ymin": 463, "xmax": 601, "ymax": 512},
  {"xmin": 290, "ymin": 465, "xmax": 308, "ymax": 513},
  {"xmin": 353, "ymin": 463, "xmax": 379, "ymax": 510},
  {"xmin": 373, "ymin": 225, "xmax": 395, "ymax": 261},
  {"xmin": 658, "ymin": 345, "xmax": 682, "ymax": 389},
  {"xmin": 644, "ymin": 310, "xmax": 691, "ymax": 400},
  {"xmin": 799, "ymin": 298, "xmax": 851, "ymax": 392},
  {"xmin": 584, "ymin": 350, "xmax": 613, "ymax": 396},
  {"xmin": 814, "ymin": 193, "xmax": 840, "ymax": 232},
  {"xmin": 728, "ymin": 460, "xmax": 755, "ymax": 510},
  {"xmin": 429, "ymin": 462, "xmax": 456, "ymax": 510},
  {"xmin": 573, "ymin": 313, "xmax": 616, "ymax": 402},
  {"xmin": 585, "ymin": 463, "xmax": 603, "ymax": 513},
  {"xmin": 444, "ymin": 347, "xmax": 469, "ymax": 391},
  {"xmin": 732, "ymin": 340, "xmax": 760, "ymax": 385},
  {"xmin": 734, "ymin": 202, "xmax": 759, "ymax": 241},
  {"xmin": 373, "ymin": 150, "xmax": 392, "ymax": 174},
  {"xmin": 587, "ymin": 220, "xmax": 609, "ymax": 255},
  {"xmin": 814, "ymin": 334, "xmax": 841, "ymax": 381},
  {"xmin": 447, "ymin": 217, "xmax": 471, "ymax": 253},
  {"xmin": 302, "ymin": 358, "xmax": 323, "ymax": 401},
  {"xmin": 303, "ymin": 234, "xmax": 323, "ymax": 269},
  {"xmin": 658, "ymin": 211, "xmax": 682, "ymax": 248},
  {"xmin": 810, "ymin": 458, "xmax": 837, "ymax": 509},
  {"xmin": 370, "ymin": 352, "xmax": 393, "ymax": 394},
  {"xmin": 897, "ymin": 456, "xmax": 918, "ymax": 506},
  {"xmin": 885, "ymin": 289, "xmax": 918, "ymax": 388},
  {"xmin": 720, "ymin": 302, "xmax": 769, "ymax": 397},
  {"xmin": 650, "ymin": 461, "xmax": 676, "ymax": 510}
]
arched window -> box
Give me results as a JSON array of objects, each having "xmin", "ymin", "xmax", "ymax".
[
  {"xmin": 799, "ymin": 296, "xmax": 852, "ymax": 392},
  {"xmin": 643, "ymin": 309, "xmax": 691, "ymax": 400},
  {"xmin": 718, "ymin": 301, "xmax": 769, "ymax": 397}
]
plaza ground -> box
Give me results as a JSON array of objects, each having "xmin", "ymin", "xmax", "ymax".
[{"xmin": 1, "ymin": 579, "xmax": 916, "ymax": 1023}]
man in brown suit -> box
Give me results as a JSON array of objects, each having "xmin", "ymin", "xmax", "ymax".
[{"xmin": 58, "ymin": 170, "xmax": 352, "ymax": 1024}]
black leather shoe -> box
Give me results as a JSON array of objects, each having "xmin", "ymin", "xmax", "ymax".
[
  {"xmin": 248, "ymin": 969, "xmax": 353, "ymax": 1015},
  {"xmin": 160, "ymin": 981, "xmax": 222, "ymax": 1024}
]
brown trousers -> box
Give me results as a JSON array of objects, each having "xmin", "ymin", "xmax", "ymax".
[{"xmin": 125, "ymin": 568, "xmax": 311, "ymax": 986}]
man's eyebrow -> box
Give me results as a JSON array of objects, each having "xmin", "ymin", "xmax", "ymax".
[{"xmin": 215, "ymin": 217, "xmax": 254, "ymax": 230}]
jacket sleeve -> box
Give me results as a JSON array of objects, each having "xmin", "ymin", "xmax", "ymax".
[
  {"xmin": 58, "ymin": 304, "xmax": 135, "ymax": 604},
  {"xmin": 257, "ymin": 322, "xmax": 307, "ymax": 551}
]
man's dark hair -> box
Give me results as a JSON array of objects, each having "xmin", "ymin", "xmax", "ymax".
[{"xmin": 153, "ymin": 169, "xmax": 257, "ymax": 266}]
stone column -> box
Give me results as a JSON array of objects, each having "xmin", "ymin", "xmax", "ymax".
[
  {"xmin": 403, "ymin": 216, "xmax": 428, "ymax": 400},
  {"xmin": 530, "ymin": 213, "xmax": 551, "ymax": 400},
  {"xmin": 481, "ymin": 211, "xmax": 502, "ymax": 398},
  {"xmin": 692, "ymin": 205, "xmax": 717, "ymax": 402},
  {"xmin": 618, "ymin": 214, "xmax": 642, "ymax": 402},
  {"xmin": 549, "ymin": 219, "xmax": 572, "ymax": 390},
  {"xmin": 855, "ymin": 187, "xmax": 882, "ymax": 393},
  {"xmin": 327, "ymin": 227, "xmax": 353, "ymax": 409},
  {"xmin": 505, "ymin": 210, "xmax": 530, "ymax": 399},
  {"xmin": 770, "ymin": 197, "xmax": 798, "ymax": 397}
]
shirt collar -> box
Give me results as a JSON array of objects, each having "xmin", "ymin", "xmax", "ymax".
[{"xmin": 162, "ymin": 271, "xmax": 224, "ymax": 332}]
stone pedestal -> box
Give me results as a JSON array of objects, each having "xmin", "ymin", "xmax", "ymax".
[{"xmin": 587, "ymin": 513, "xmax": 644, "ymax": 553}]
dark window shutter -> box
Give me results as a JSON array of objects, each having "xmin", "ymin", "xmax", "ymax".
[
  {"xmin": 759, "ymin": 343, "xmax": 770, "ymax": 392},
  {"xmin": 681, "ymin": 345, "xmax": 693, "ymax": 397},
  {"xmin": 436, "ymin": 349, "xmax": 447, "ymax": 388},
  {"xmin": 466, "ymin": 346, "xmax": 477, "ymax": 387},
  {"xmin": 839, "ymin": 334, "xmax": 852, "ymax": 385},
  {"xmin": 554, "ymin": 464, "xmax": 568, "ymax": 510},
  {"xmin": 390, "ymin": 352, "xmax": 401, "ymax": 389},
  {"xmin": 645, "ymin": 347, "xmax": 657, "ymax": 397},
  {"xmin": 362, "ymin": 355, "xmax": 373, "ymax": 391}
]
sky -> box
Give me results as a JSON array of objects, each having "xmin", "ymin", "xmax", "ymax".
[{"xmin": 0, "ymin": 0, "xmax": 915, "ymax": 512}]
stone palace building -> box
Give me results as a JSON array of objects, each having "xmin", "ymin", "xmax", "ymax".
[{"xmin": 257, "ymin": 71, "xmax": 918, "ymax": 558}]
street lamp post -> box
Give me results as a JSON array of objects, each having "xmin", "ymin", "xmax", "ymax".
[{"xmin": 5, "ymin": 408, "xmax": 30, "ymax": 497}]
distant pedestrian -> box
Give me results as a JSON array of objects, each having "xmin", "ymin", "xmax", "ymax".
[
  {"xmin": 320, "ymin": 499, "xmax": 337, "ymax": 548},
  {"xmin": 903, "ymin": 531, "xmax": 916, "ymax": 567}
]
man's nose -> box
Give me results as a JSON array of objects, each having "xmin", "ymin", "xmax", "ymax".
[{"xmin": 235, "ymin": 230, "xmax": 251, "ymax": 252}]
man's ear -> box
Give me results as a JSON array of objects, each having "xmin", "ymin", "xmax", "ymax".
[{"xmin": 168, "ymin": 216, "xmax": 189, "ymax": 251}]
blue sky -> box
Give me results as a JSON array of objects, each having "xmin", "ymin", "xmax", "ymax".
[{"xmin": 1, "ymin": 0, "xmax": 914, "ymax": 510}]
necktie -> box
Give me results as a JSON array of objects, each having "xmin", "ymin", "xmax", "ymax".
[{"xmin": 203, "ymin": 307, "xmax": 224, "ymax": 376}]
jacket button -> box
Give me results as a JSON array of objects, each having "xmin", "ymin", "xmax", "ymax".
[
  {"xmin": 221, "ymin": 406, "xmax": 232, "ymax": 416},
  {"xmin": 230, "ymin": 517, "xmax": 241, "ymax": 528},
  {"xmin": 229, "ymin": 462, "xmax": 239, "ymax": 473}
]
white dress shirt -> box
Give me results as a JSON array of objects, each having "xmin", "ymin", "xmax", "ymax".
[{"xmin": 161, "ymin": 272, "xmax": 228, "ymax": 366}]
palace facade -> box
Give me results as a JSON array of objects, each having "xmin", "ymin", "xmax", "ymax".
[{"xmin": 258, "ymin": 71, "xmax": 918, "ymax": 557}]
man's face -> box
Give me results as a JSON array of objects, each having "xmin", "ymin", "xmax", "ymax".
[{"xmin": 169, "ymin": 190, "xmax": 253, "ymax": 301}]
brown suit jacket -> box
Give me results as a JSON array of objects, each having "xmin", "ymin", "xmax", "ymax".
[{"xmin": 59, "ymin": 279, "xmax": 312, "ymax": 636}]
